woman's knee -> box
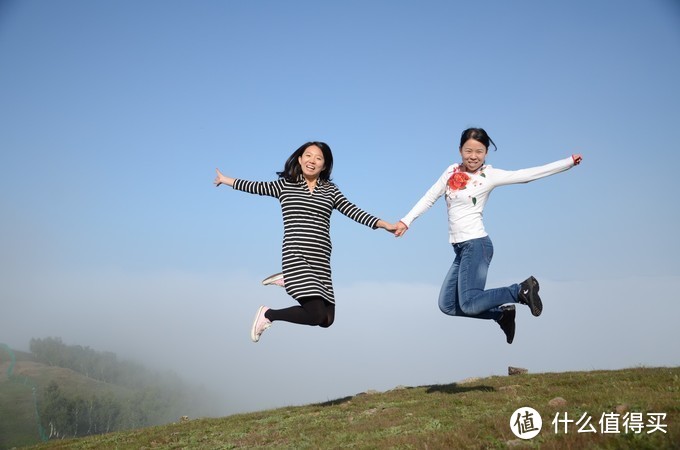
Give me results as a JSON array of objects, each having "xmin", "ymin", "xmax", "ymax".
[
  {"xmin": 319, "ymin": 315, "xmax": 334, "ymax": 328},
  {"xmin": 318, "ymin": 305, "xmax": 335, "ymax": 328},
  {"xmin": 439, "ymin": 301, "xmax": 459, "ymax": 316}
]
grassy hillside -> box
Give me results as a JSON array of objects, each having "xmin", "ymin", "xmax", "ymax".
[
  {"xmin": 0, "ymin": 372, "xmax": 40, "ymax": 448},
  {"xmin": 0, "ymin": 358, "xmax": 134, "ymax": 449},
  {"xmin": 24, "ymin": 366, "xmax": 679, "ymax": 449},
  {"xmin": 1, "ymin": 342, "xmax": 218, "ymax": 450}
]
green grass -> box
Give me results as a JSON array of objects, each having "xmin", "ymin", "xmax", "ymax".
[
  {"xmin": 0, "ymin": 360, "xmax": 137, "ymax": 449},
  {"xmin": 22, "ymin": 366, "xmax": 679, "ymax": 449},
  {"xmin": 0, "ymin": 380, "xmax": 42, "ymax": 448}
]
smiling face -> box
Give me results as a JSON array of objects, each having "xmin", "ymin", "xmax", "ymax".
[
  {"xmin": 298, "ymin": 145, "xmax": 326, "ymax": 180},
  {"xmin": 459, "ymin": 138, "xmax": 488, "ymax": 172}
]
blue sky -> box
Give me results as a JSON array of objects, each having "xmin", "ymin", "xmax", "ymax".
[{"xmin": 1, "ymin": 0, "xmax": 679, "ymax": 415}]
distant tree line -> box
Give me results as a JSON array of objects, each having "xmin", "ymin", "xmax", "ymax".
[
  {"xmin": 41, "ymin": 382, "xmax": 122, "ymax": 438},
  {"xmin": 31, "ymin": 337, "xmax": 151, "ymax": 387},
  {"xmin": 29, "ymin": 337, "xmax": 216, "ymax": 440}
]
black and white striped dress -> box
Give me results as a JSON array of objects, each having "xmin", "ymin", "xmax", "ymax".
[{"xmin": 233, "ymin": 177, "xmax": 379, "ymax": 304}]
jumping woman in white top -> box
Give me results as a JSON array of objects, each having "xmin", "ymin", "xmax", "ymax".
[{"xmin": 394, "ymin": 128, "xmax": 582, "ymax": 344}]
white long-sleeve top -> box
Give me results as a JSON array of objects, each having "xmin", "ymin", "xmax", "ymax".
[{"xmin": 401, "ymin": 156, "xmax": 575, "ymax": 244}]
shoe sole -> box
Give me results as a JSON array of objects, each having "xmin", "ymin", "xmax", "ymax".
[
  {"xmin": 262, "ymin": 273, "xmax": 284, "ymax": 286},
  {"xmin": 525, "ymin": 276, "xmax": 542, "ymax": 317},
  {"xmin": 507, "ymin": 307, "xmax": 516, "ymax": 344},
  {"xmin": 250, "ymin": 306, "xmax": 267, "ymax": 342}
]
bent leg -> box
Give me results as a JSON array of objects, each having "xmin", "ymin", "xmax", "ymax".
[
  {"xmin": 457, "ymin": 237, "xmax": 510, "ymax": 319},
  {"xmin": 265, "ymin": 296, "xmax": 331, "ymax": 326},
  {"xmin": 438, "ymin": 250, "xmax": 462, "ymax": 316},
  {"xmin": 437, "ymin": 245, "xmax": 497, "ymax": 319}
]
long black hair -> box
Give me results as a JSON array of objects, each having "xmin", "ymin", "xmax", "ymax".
[
  {"xmin": 459, "ymin": 128, "xmax": 498, "ymax": 151},
  {"xmin": 277, "ymin": 141, "xmax": 334, "ymax": 182}
]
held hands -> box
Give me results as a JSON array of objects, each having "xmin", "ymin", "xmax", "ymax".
[
  {"xmin": 572, "ymin": 154, "xmax": 583, "ymax": 165},
  {"xmin": 394, "ymin": 221, "xmax": 408, "ymax": 238},
  {"xmin": 394, "ymin": 221, "xmax": 408, "ymax": 237}
]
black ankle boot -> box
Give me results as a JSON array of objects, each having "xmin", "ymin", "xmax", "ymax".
[
  {"xmin": 518, "ymin": 276, "xmax": 542, "ymax": 317},
  {"xmin": 496, "ymin": 305, "xmax": 516, "ymax": 344}
]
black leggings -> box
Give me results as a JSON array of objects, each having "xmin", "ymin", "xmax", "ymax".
[{"xmin": 264, "ymin": 296, "xmax": 335, "ymax": 328}]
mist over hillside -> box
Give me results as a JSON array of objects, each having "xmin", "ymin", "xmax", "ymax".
[{"xmin": 0, "ymin": 338, "xmax": 225, "ymax": 449}]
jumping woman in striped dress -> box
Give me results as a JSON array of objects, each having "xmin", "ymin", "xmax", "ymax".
[{"xmin": 214, "ymin": 142, "xmax": 396, "ymax": 342}]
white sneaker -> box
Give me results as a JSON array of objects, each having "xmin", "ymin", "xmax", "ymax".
[
  {"xmin": 250, "ymin": 306, "xmax": 271, "ymax": 342},
  {"xmin": 262, "ymin": 273, "xmax": 285, "ymax": 288}
]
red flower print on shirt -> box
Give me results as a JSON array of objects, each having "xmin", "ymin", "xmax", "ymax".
[{"xmin": 448, "ymin": 171, "xmax": 470, "ymax": 191}]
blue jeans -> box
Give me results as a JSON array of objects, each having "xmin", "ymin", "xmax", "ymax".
[{"xmin": 438, "ymin": 236, "xmax": 520, "ymax": 320}]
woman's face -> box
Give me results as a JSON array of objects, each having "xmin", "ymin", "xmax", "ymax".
[
  {"xmin": 298, "ymin": 145, "xmax": 326, "ymax": 179},
  {"xmin": 459, "ymin": 138, "xmax": 488, "ymax": 172}
]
